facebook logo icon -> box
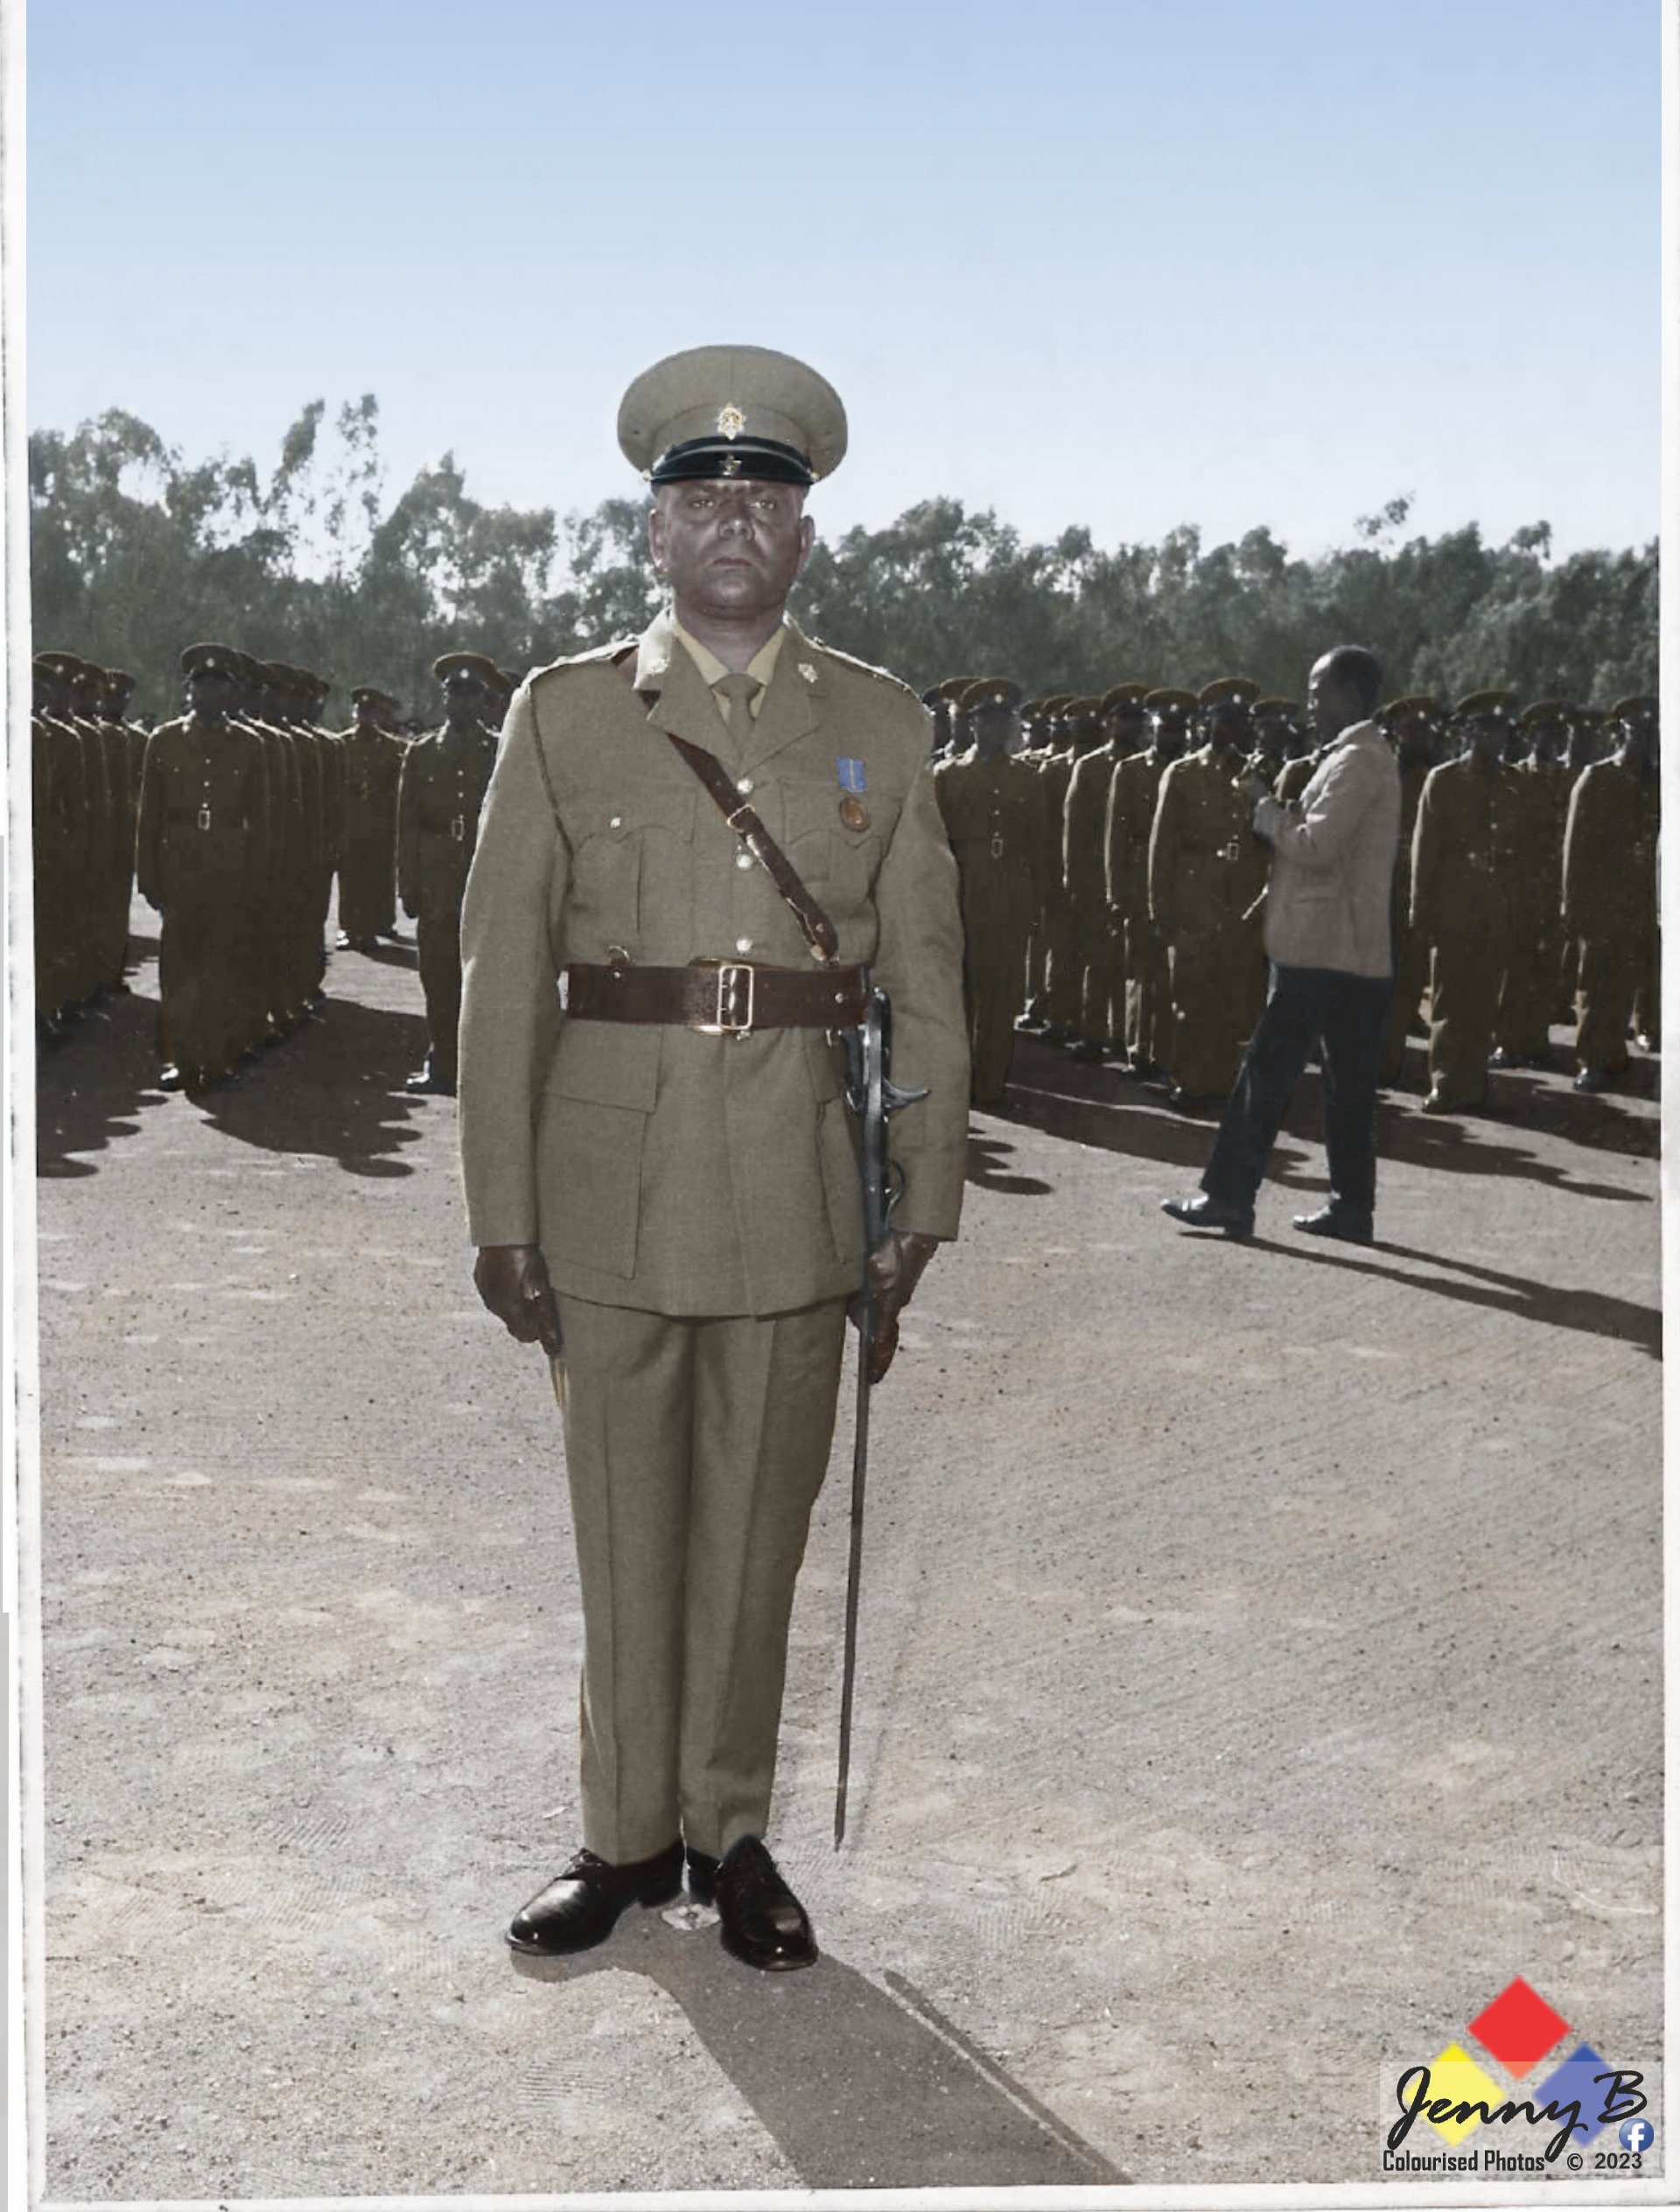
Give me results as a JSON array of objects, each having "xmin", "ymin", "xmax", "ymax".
[{"xmin": 1619, "ymin": 2118, "xmax": 1655, "ymax": 2154}]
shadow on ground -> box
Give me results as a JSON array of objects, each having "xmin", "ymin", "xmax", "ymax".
[
  {"xmin": 36, "ymin": 983, "xmax": 433, "ymax": 1179},
  {"xmin": 995, "ymin": 1038, "xmax": 1655, "ymax": 1201},
  {"xmin": 509, "ymin": 1907, "xmax": 1122, "ymax": 2190}
]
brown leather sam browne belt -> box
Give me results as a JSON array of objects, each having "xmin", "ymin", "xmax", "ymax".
[{"xmin": 562, "ymin": 959, "xmax": 871, "ymax": 1038}]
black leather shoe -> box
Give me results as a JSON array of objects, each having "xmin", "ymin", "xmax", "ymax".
[
  {"xmin": 505, "ymin": 1839, "xmax": 683, "ymax": 1956},
  {"xmin": 690, "ymin": 1837, "xmax": 816, "ymax": 1971},
  {"xmin": 1292, "ymin": 1206, "xmax": 1374, "ymax": 1245},
  {"xmin": 1161, "ymin": 1193, "xmax": 1253, "ymax": 1240},
  {"xmin": 1573, "ymin": 1066, "xmax": 1606, "ymax": 1093}
]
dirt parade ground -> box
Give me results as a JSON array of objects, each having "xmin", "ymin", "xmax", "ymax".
[{"xmin": 18, "ymin": 900, "xmax": 1666, "ymax": 2202}]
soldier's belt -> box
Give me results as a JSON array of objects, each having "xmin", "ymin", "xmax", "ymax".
[{"xmin": 561, "ymin": 959, "xmax": 870, "ymax": 1038}]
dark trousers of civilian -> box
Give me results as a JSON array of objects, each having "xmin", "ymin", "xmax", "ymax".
[{"xmin": 1200, "ymin": 962, "xmax": 1393, "ymax": 1222}]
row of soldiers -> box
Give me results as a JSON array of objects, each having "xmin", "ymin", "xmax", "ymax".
[
  {"xmin": 932, "ymin": 675, "xmax": 1661, "ymax": 1113},
  {"xmin": 30, "ymin": 643, "xmax": 512, "ymax": 1097}
]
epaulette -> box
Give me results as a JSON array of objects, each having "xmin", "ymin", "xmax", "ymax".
[
  {"xmin": 529, "ymin": 639, "xmax": 639, "ymax": 684},
  {"xmin": 802, "ymin": 635, "xmax": 921, "ymax": 702}
]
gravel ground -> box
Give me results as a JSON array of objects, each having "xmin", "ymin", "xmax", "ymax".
[{"xmin": 23, "ymin": 908, "xmax": 1664, "ymax": 2201}]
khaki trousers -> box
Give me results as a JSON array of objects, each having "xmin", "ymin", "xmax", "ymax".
[{"xmin": 556, "ymin": 1293, "xmax": 848, "ymax": 1864}]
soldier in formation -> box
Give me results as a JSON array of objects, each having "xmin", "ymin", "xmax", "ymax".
[
  {"xmin": 397, "ymin": 651, "xmax": 503, "ymax": 1096},
  {"xmin": 335, "ymin": 684, "xmax": 407, "ymax": 950},
  {"xmin": 31, "ymin": 651, "xmax": 146, "ymax": 1040}
]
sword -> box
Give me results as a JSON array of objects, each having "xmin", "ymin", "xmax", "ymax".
[{"xmin": 834, "ymin": 984, "xmax": 926, "ymax": 1848}]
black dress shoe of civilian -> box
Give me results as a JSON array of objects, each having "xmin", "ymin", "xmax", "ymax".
[
  {"xmin": 1292, "ymin": 1206, "xmax": 1374, "ymax": 1245},
  {"xmin": 505, "ymin": 1840, "xmax": 683, "ymax": 1956},
  {"xmin": 694, "ymin": 1837, "xmax": 817, "ymax": 1971},
  {"xmin": 1160, "ymin": 1193, "xmax": 1254, "ymax": 1239},
  {"xmin": 1573, "ymin": 1066, "xmax": 1606, "ymax": 1093}
]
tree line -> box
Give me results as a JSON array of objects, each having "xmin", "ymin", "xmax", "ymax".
[{"xmin": 29, "ymin": 396, "xmax": 1658, "ymax": 725}]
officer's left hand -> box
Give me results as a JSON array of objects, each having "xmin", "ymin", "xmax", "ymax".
[{"xmin": 850, "ymin": 1230, "xmax": 940, "ymax": 1383}]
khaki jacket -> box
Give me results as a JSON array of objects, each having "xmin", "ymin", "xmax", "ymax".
[
  {"xmin": 1253, "ymin": 721, "xmax": 1399, "ymax": 976},
  {"xmin": 457, "ymin": 612, "xmax": 969, "ymax": 1317}
]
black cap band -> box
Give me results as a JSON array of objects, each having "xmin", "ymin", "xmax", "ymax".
[{"xmin": 649, "ymin": 434, "xmax": 816, "ymax": 486}]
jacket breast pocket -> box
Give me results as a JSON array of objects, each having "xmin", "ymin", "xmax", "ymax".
[
  {"xmin": 563, "ymin": 785, "xmax": 695, "ymax": 956},
  {"xmin": 535, "ymin": 1024, "xmax": 662, "ymax": 1278},
  {"xmin": 780, "ymin": 780, "xmax": 898, "ymax": 909}
]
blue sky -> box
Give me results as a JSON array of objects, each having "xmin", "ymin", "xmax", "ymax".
[{"xmin": 26, "ymin": 0, "xmax": 1660, "ymax": 560}]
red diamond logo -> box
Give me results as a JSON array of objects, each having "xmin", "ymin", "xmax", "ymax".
[{"xmin": 1467, "ymin": 1978, "xmax": 1571, "ymax": 2078}]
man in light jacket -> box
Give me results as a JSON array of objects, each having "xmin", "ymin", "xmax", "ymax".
[{"xmin": 1160, "ymin": 644, "xmax": 1399, "ymax": 1244}]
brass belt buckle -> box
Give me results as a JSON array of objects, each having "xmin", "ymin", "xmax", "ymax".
[
  {"xmin": 197, "ymin": 802, "xmax": 213, "ymax": 830},
  {"xmin": 451, "ymin": 815, "xmax": 465, "ymax": 842},
  {"xmin": 697, "ymin": 961, "xmax": 755, "ymax": 1038},
  {"xmin": 990, "ymin": 831, "xmax": 1005, "ymax": 859}
]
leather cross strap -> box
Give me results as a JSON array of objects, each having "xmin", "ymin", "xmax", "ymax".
[
  {"xmin": 661, "ymin": 728, "xmax": 842, "ymax": 962},
  {"xmin": 564, "ymin": 959, "xmax": 871, "ymax": 1035}
]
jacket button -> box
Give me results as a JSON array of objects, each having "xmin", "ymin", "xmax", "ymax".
[
  {"xmin": 736, "ymin": 936, "xmax": 752, "ymax": 953},
  {"xmin": 736, "ymin": 851, "xmax": 752, "ymax": 870},
  {"xmin": 738, "ymin": 777, "xmax": 753, "ymax": 794}
]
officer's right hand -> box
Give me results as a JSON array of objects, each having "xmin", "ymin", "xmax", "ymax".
[{"xmin": 474, "ymin": 1244, "xmax": 564, "ymax": 1356}]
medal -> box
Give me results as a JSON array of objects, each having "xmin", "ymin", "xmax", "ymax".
[{"xmin": 838, "ymin": 794, "xmax": 871, "ymax": 831}]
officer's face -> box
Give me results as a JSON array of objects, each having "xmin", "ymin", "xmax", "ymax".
[
  {"xmin": 649, "ymin": 479, "xmax": 815, "ymax": 624},
  {"xmin": 188, "ymin": 670, "xmax": 236, "ymax": 725}
]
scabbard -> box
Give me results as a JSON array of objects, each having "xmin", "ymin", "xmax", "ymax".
[{"xmin": 833, "ymin": 1290, "xmax": 873, "ymax": 1848}]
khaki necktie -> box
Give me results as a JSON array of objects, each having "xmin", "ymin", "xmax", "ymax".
[{"xmin": 711, "ymin": 672, "xmax": 761, "ymax": 727}]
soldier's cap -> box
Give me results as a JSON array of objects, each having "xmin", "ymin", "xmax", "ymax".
[
  {"xmin": 1382, "ymin": 694, "xmax": 1442, "ymax": 722},
  {"xmin": 962, "ymin": 676, "xmax": 1023, "ymax": 711},
  {"xmin": 495, "ymin": 667, "xmax": 523, "ymax": 696},
  {"xmin": 1064, "ymin": 696, "xmax": 1103, "ymax": 719},
  {"xmin": 178, "ymin": 641, "xmax": 243, "ymax": 682},
  {"xmin": 432, "ymin": 651, "xmax": 500, "ymax": 690},
  {"xmin": 32, "ymin": 649, "xmax": 87, "ymax": 685},
  {"xmin": 100, "ymin": 668, "xmax": 137, "ymax": 699},
  {"xmin": 1452, "ymin": 688, "xmax": 1516, "ymax": 720},
  {"xmin": 1250, "ymin": 696, "xmax": 1295, "ymax": 720},
  {"xmin": 619, "ymin": 345, "xmax": 847, "ymax": 487},
  {"xmin": 1572, "ymin": 704, "xmax": 1606, "ymax": 725},
  {"xmin": 1144, "ymin": 687, "xmax": 1198, "ymax": 716},
  {"xmin": 936, "ymin": 674, "xmax": 979, "ymax": 704},
  {"xmin": 1100, "ymin": 682, "xmax": 1151, "ymax": 712},
  {"xmin": 351, "ymin": 685, "xmax": 400, "ymax": 712},
  {"xmin": 1516, "ymin": 700, "xmax": 1571, "ymax": 728},
  {"xmin": 1198, "ymin": 675, "xmax": 1260, "ymax": 710},
  {"xmin": 1040, "ymin": 693, "xmax": 1075, "ymax": 716},
  {"xmin": 1608, "ymin": 694, "xmax": 1658, "ymax": 724}
]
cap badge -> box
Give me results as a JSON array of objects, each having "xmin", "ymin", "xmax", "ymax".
[
  {"xmin": 719, "ymin": 452, "xmax": 742, "ymax": 477},
  {"xmin": 718, "ymin": 403, "xmax": 746, "ymax": 439},
  {"xmin": 798, "ymin": 662, "xmax": 817, "ymax": 684}
]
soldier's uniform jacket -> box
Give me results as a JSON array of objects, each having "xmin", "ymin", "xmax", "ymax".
[
  {"xmin": 338, "ymin": 723, "xmax": 406, "ymax": 828},
  {"xmin": 1104, "ymin": 748, "xmax": 1172, "ymax": 920},
  {"xmin": 1147, "ymin": 746, "xmax": 1266, "ymax": 936},
  {"xmin": 1408, "ymin": 753, "xmax": 1516, "ymax": 938},
  {"xmin": 398, "ymin": 721, "xmax": 499, "ymax": 917},
  {"xmin": 458, "ymin": 612, "xmax": 969, "ymax": 1319},
  {"xmin": 934, "ymin": 750, "xmax": 1045, "ymax": 915},
  {"xmin": 136, "ymin": 712, "xmax": 270, "ymax": 906},
  {"xmin": 1563, "ymin": 756, "xmax": 1660, "ymax": 935}
]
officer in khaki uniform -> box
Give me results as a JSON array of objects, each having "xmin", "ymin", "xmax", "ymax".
[
  {"xmin": 458, "ymin": 346, "xmax": 968, "ymax": 1971},
  {"xmin": 934, "ymin": 675, "xmax": 1046, "ymax": 1106},
  {"xmin": 398, "ymin": 651, "xmax": 501, "ymax": 1094},
  {"xmin": 1061, "ymin": 683, "xmax": 1148, "ymax": 1056}
]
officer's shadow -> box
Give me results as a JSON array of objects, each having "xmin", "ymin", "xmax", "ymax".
[{"xmin": 508, "ymin": 1907, "xmax": 1121, "ymax": 2191}]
